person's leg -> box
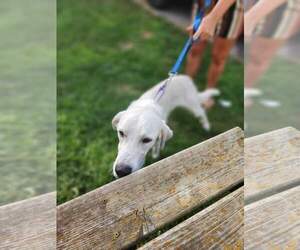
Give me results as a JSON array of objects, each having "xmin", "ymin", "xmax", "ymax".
[
  {"xmin": 245, "ymin": 37, "xmax": 285, "ymax": 89},
  {"xmin": 207, "ymin": 37, "xmax": 235, "ymax": 89},
  {"xmin": 185, "ymin": 40, "xmax": 207, "ymax": 78},
  {"xmin": 244, "ymin": 37, "xmax": 285, "ymax": 107}
]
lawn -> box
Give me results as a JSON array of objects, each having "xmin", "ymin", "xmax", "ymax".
[
  {"xmin": 57, "ymin": 0, "xmax": 243, "ymax": 204},
  {"xmin": 0, "ymin": 0, "xmax": 56, "ymax": 205},
  {"xmin": 245, "ymin": 57, "xmax": 300, "ymax": 137}
]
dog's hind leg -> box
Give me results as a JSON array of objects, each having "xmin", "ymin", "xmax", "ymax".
[
  {"xmin": 198, "ymin": 112, "xmax": 210, "ymax": 131},
  {"xmin": 183, "ymin": 98, "xmax": 211, "ymax": 131},
  {"xmin": 194, "ymin": 107, "xmax": 210, "ymax": 131}
]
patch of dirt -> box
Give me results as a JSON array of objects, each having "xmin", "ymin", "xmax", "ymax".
[
  {"xmin": 114, "ymin": 84, "xmax": 141, "ymax": 96},
  {"xmin": 142, "ymin": 31, "xmax": 154, "ymax": 40},
  {"xmin": 119, "ymin": 42, "xmax": 134, "ymax": 51}
]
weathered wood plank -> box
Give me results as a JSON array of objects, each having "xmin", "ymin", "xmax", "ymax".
[
  {"xmin": 245, "ymin": 127, "xmax": 300, "ymax": 203},
  {"xmin": 245, "ymin": 186, "xmax": 300, "ymax": 250},
  {"xmin": 57, "ymin": 127, "xmax": 244, "ymax": 249},
  {"xmin": 0, "ymin": 192, "xmax": 56, "ymax": 250},
  {"xmin": 140, "ymin": 187, "xmax": 244, "ymax": 250}
]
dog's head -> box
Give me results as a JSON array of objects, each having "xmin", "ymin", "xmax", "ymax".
[{"xmin": 112, "ymin": 104, "xmax": 173, "ymax": 178}]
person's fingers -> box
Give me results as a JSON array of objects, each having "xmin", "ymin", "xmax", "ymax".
[
  {"xmin": 186, "ymin": 25, "xmax": 193, "ymax": 31},
  {"xmin": 186, "ymin": 25, "xmax": 194, "ymax": 36},
  {"xmin": 201, "ymin": 32, "xmax": 212, "ymax": 41},
  {"xmin": 192, "ymin": 15, "xmax": 217, "ymax": 41},
  {"xmin": 193, "ymin": 28, "xmax": 201, "ymax": 40},
  {"xmin": 193, "ymin": 29, "xmax": 212, "ymax": 41}
]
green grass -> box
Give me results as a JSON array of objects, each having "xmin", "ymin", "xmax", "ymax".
[
  {"xmin": 0, "ymin": 0, "xmax": 56, "ymax": 205},
  {"xmin": 245, "ymin": 57, "xmax": 300, "ymax": 137},
  {"xmin": 57, "ymin": 0, "xmax": 243, "ymax": 204}
]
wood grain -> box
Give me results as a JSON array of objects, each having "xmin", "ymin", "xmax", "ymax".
[
  {"xmin": 140, "ymin": 187, "xmax": 244, "ymax": 250},
  {"xmin": 245, "ymin": 127, "xmax": 300, "ymax": 203},
  {"xmin": 245, "ymin": 186, "xmax": 300, "ymax": 250},
  {"xmin": 57, "ymin": 127, "xmax": 244, "ymax": 249},
  {"xmin": 0, "ymin": 192, "xmax": 56, "ymax": 250}
]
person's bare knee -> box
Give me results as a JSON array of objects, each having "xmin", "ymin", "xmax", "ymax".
[
  {"xmin": 245, "ymin": 37, "xmax": 285, "ymax": 87},
  {"xmin": 191, "ymin": 40, "xmax": 207, "ymax": 55},
  {"xmin": 211, "ymin": 38, "xmax": 234, "ymax": 68},
  {"xmin": 249, "ymin": 37, "xmax": 284, "ymax": 67},
  {"xmin": 207, "ymin": 38, "xmax": 234, "ymax": 88},
  {"xmin": 212, "ymin": 50, "xmax": 227, "ymax": 68}
]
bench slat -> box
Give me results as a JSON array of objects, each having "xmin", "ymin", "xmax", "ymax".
[
  {"xmin": 245, "ymin": 127, "xmax": 300, "ymax": 203},
  {"xmin": 57, "ymin": 127, "xmax": 244, "ymax": 249},
  {"xmin": 0, "ymin": 192, "xmax": 56, "ymax": 249},
  {"xmin": 140, "ymin": 187, "xmax": 244, "ymax": 249},
  {"xmin": 245, "ymin": 186, "xmax": 300, "ymax": 249}
]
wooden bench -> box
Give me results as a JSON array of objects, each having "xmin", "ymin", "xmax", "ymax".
[
  {"xmin": 57, "ymin": 127, "xmax": 244, "ymax": 249},
  {"xmin": 3, "ymin": 127, "xmax": 299, "ymax": 249},
  {"xmin": 244, "ymin": 127, "xmax": 300, "ymax": 249},
  {"xmin": 140, "ymin": 187, "xmax": 244, "ymax": 249},
  {"xmin": 0, "ymin": 192, "xmax": 56, "ymax": 249}
]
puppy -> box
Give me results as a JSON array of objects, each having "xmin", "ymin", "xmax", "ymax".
[{"xmin": 112, "ymin": 75, "xmax": 219, "ymax": 178}]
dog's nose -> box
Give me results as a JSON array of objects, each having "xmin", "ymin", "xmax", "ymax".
[{"xmin": 115, "ymin": 164, "xmax": 132, "ymax": 178}]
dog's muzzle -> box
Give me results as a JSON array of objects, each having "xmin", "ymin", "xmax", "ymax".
[{"xmin": 115, "ymin": 164, "xmax": 132, "ymax": 178}]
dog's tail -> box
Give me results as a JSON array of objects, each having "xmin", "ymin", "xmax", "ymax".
[{"xmin": 198, "ymin": 88, "xmax": 220, "ymax": 101}]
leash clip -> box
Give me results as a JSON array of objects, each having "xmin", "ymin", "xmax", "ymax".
[{"xmin": 154, "ymin": 73, "xmax": 176, "ymax": 102}]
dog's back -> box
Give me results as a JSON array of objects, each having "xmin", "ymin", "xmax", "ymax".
[{"xmin": 140, "ymin": 75, "xmax": 198, "ymax": 115}]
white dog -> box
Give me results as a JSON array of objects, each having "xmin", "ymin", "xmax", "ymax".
[{"xmin": 112, "ymin": 75, "xmax": 219, "ymax": 178}]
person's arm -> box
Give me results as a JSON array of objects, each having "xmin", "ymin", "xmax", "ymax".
[
  {"xmin": 245, "ymin": 0, "xmax": 288, "ymax": 36},
  {"xmin": 193, "ymin": 0, "xmax": 236, "ymax": 40}
]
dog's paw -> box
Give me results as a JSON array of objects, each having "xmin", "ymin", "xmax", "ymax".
[
  {"xmin": 152, "ymin": 151, "xmax": 160, "ymax": 159},
  {"xmin": 151, "ymin": 147, "xmax": 160, "ymax": 159},
  {"xmin": 203, "ymin": 122, "xmax": 211, "ymax": 131}
]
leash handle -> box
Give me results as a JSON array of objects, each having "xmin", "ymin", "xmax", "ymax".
[
  {"xmin": 156, "ymin": 0, "xmax": 212, "ymax": 101},
  {"xmin": 169, "ymin": 0, "xmax": 211, "ymax": 75}
]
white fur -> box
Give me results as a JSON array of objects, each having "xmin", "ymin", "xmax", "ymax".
[{"xmin": 112, "ymin": 75, "xmax": 219, "ymax": 177}]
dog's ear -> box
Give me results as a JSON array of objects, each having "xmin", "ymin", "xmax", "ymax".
[
  {"xmin": 162, "ymin": 121, "xmax": 173, "ymax": 140},
  {"xmin": 112, "ymin": 111, "xmax": 125, "ymax": 130},
  {"xmin": 160, "ymin": 121, "xmax": 173, "ymax": 149},
  {"xmin": 152, "ymin": 121, "xmax": 173, "ymax": 158}
]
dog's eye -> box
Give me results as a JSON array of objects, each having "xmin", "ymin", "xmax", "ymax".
[
  {"xmin": 119, "ymin": 130, "xmax": 125, "ymax": 137},
  {"xmin": 142, "ymin": 137, "xmax": 152, "ymax": 143}
]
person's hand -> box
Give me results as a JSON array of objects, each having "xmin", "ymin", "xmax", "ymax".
[
  {"xmin": 193, "ymin": 15, "xmax": 217, "ymax": 41},
  {"xmin": 186, "ymin": 25, "xmax": 194, "ymax": 37}
]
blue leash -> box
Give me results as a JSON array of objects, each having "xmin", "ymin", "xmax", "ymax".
[{"xmin": 155, "ymin": 0, "xmax": 212, "ymax": 101}]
